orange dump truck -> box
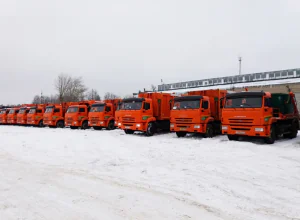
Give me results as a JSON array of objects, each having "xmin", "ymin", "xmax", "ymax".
[
  {"xmin": 17, "ymin": 104, "xmax": 36, "ymax": 125},
  {"xmin": 43, "ymin": 102, "xmax": 75, "ymax": 128},
  {"xmin": 170, "ymin": 89, "xmax": 227, "ymax": 138},
  {"xmin": 65, "ymin": 101, "xmax": 95, "ymax": 129},
  {"xmin": 7, "ymin": 107, "xmax": 20, "ymax": 125},
  {"xmin": 88, "ymin": 99, "xmax": 122, "ymax": 130},
  {"xmin": 222, "ymin": 91, "xmax": 300, "ymax": 144},
  {"xmin": 27, "ymin": 104, "xmax": 48, "ymax": 127},
  {"xmin": 119, "ymin": 92, "xmax": 174, "ymax": 136},
  {"xmin": 0, "ymin": 107, "xmax": 11, "ymax": 124}
]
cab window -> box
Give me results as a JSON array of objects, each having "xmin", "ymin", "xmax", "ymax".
[
  {"xmin": 143, "ymin": 102, "xmax": 150, "ymax": 110},
  {"xmin": 37, "ymin": 109, "xmax": 42, "ymax": 113},
  {"xmin": 54, "ymin": 108, "xmax": 60, "ymax": 113},
  {"xmin": 202, "ymin": 101, "xmax": 209, "ymax": 109},
  {"xmin": 79, "ymin": 108, "xmax": 85, "ymax": 112},
  {"xmin": 264, "ymin": 98, "xmax": 272, "ymax": 107},
  {"xmin": 105, "ymin": 106, "xmax": 111, "ymax": 112}
]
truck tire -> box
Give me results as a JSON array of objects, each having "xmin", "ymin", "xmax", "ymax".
[
  {"xmin": 176, "ymin": 132, "xmax": 187, "ymax": 138},
  {"xmin": 56, "ymin": 120, "xmax": 64, "ymax": 128},
  {"xmin": 227, "ymin": 135, "xmax": 238, "ymax": 141},
  {"xmin": 107, "ymin": 121, "xmax": 115, "ymax": 130},
  {"xmin": 285, "ymin": 122, "xmax": 298, "ymax": 139},
  {"xmin": 146, "ymin": 122, "xmax": 156, "ymax": 136},
  {"xmin": 203, "ymin": 124, "xmax": 214, "ymax": 138},
  {"xmin": 38, "ymin": 120, "xmax": 44, "ymax": 127},
  {"xmin": 81, "ymin": 121, "xmax": 88, "ymax": 130},
  {"xmin": 125, "ymin": 129, "xmax": 134, "ymax": 134},
  {"xmin": 264, "ymin": 125, "xmax": 276, "ymax": 144},
  {"xmin": 93, "ymin": 126, "xmax": 102, "ymax": 130}
]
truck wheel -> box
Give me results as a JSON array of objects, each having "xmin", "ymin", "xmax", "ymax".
[
  {"xmin": 38, "ymin": 120, "xmax": 44, "ymax": 127},
  {"xmin": 227, "ymin": 135, "xmax": 238, "ymax": 141},
  {"xmin": 107, "ymin": 121, "xmax": 115, "ymax": 130},
  {"xmin": 264, "ymin": 125, "xmax": 276, "ymax": 144},
  {"xmin": 56, "ymin": 120, "xmax": 64, "ymax": 128},
  {"xmin": 81, "ymin": 121, "xmax": 88, "ymax": 130},
  {"xmin": 203, "ymin": 124, "xmax": 214, "ymax": 138},
  {"xmin": 93, "ymin": 126, "xmax": 102, "ymax": 130},
  {"xmin": 146, "ymin": 122, "xmax": 156, "ymax": 136},
  {"xmin": 125, "ymin": 129, "xmax": 134, "ymax": 134},
  {"xmin": 176, "ymin": 132, "xmax": 187, "ymax": 138},
  {"xmin": 285, "ymin": 122, "xmax": 298, "ymax": 139}
]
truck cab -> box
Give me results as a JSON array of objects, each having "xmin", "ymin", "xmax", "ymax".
[
  {"xmin": 17, "ymin": 106, "xmax": 32, "ymax": 125},
  {"xmin": 170, "ymin": 95, "xmax": 214, "ymax": 137},
  {"xmin": 119, "ymin": 93, "xmax": 174, "ymax": 136},
  {"xmin": 115, "ymin": 102, "xmax": 123, "ymax": 127},
  {"xmin": 222, "ymin": 91, "xmax": 299, "ymax": 144},
  {"xmin": 43, "ymin": 104, "xmax": 66, "ymax": 128},
  {"xmin": 7, "ymin": 108, "xmax": 20, "ymax": 124},
  {"xmin": 65, "ymin": 104, "xmax": 91, "ymax": 129},
  {"xmin": 88, "ymin": 101, "xmax": 117, "ymax": 130},
  {"xmin": 27, "ymin": 105, "xmax": 46, "ymax": 127},
  {"xmin": 0, "ymin": 108, "xmax": 10, "ymax": 124}
]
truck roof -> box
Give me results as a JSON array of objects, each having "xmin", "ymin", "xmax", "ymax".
[
  {"xmin": 226, "ymin": 91, "xmax": 265, "ymax": 98},
  {"xmin": 123, "ymin": 97, "xmax": 145, "ymax": 102},
  {"xmin": 174, "ymin": 95, "xmax": 203, "ymax": 101}
]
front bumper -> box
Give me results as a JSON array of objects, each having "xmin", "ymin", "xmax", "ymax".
[
  {"xmin": 221, "ymin": 124, "xmax": 270, "ymax": 137},
  {"xmin": 170, "ymin": 123, "xmax": 205, "ymax": 133},
  {"xmin": 120, "ymin": 122, "xmax": 146, "ymax": 131},
  {"xmin": 65, "ymin": 121, "xmax": 79, "ymax": 127},
  {"xmin": 88, "ymin": 120, "xmax": 106, "ymax": 127}
]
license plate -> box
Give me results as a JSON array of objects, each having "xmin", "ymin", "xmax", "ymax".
[
  {"xmin": 125, "ymin": 126, "xmax": 131, "ymax": 129},
  {"xmin": 180, "ymin": 127, "xmax": 187, "ymax": 131},
  {"xmin": 235, "ymin": 131, "xmax": 245, "ymax": 134}
]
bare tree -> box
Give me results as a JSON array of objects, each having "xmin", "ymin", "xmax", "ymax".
[
  {"xmin": 55, "ymin": 74, "xmax": 87, "ymax": 102},
  {"xmin": 55, "ymin": 73, "xmax": 72, "ymax": 103},
  {"xmin": 32, "ymin": 95, "xmax": 41, "ymax": 104},
  {"xmin": 123, "ymin": 94, "xmax": 134, "ymax": 99},
  {"xmin": 104, "ymin": 92, "xmax": 119, "ymax": 100},
  {"xmin": 151, "ymin": 84, "xmax": 156, "ymax": 92},
  {"xmin": 86, "ymin": 89, "xmax": 101, "ymax": 100}
]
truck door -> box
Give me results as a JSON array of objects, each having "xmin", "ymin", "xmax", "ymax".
[
  {"xmin": 105, "ymin": 106, "xmax": 112, "ymax": 116},
  {"xmin": 143, "ymin": 102, "xmax": 152, "ymax": 117},
  {"xmin": 201, "ymin": 100, "xmax": 210, "ymax": 116}
]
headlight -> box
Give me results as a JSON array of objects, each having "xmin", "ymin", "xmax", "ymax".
[
  {"xmin": 74, "ymin": 121, "xmax": 77, "ymax": 124},
  {"xmin": 222, "ymin": 126, "xmax": 228, "ymax": 130},
  {"xmin": 100, "ymin": 121, "xmax": 104, "ymax": 124},
  {"xmin": 88, "ymin": 121, "xmax": 90, "ymax": 125},
  {"xmin": 194, "ymin": 125, "xmax": 201, "ymax": 129},
  {"xmin": 255, "ymin": 128, "xmax": 264, "ymax": 132},
  {"xmin": 170, "ymin": 124, "xmax": 174, "ymax": 128},
  {"xmin": 118, "ymin": 122, "xmax": 121, "ymax": 126},
  {"xmin": 136, "ymin": 124, "xmax": 141, "ymax": 127}
]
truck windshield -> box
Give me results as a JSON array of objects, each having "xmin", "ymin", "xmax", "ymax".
[
  {"xmin": 122, "ymin": 102, "xmax": 142, "ymax": 110},
  {"xmin": 90, "ymin": 106, "xmax": 105, "ymax": 112},
  {"xmin": 9, "ymin": 109, "xmax": 15, "ymax": 114},
  {"xmin": 0, "ymin": 110, "xmax": 5, "ymax": 114},
  {"xmin": 45, "ymin": 107, "xmax": 53, "ymax": 113},
  {"xmin": 67, "ymin": 107, "xmax": 79, "ymax": 113},
  {"xmin": 116, "ymin": 103, "xmax": 123, "ymax": 111},
  {"xmin": 19, "ymin": 109, "xmax": 26, "ymax": 114},
  {"xmin": 173, "ymin": 100, "xmax": 200, "ymax": 110},
  {"xmin": 29, "ymin": 108, "xmax": 36, "ymax": 114},
  {"xmin": 225, "ymin": 97, "xmax": 262, "ymax": 108}
]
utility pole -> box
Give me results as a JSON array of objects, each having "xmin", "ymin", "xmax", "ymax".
[{"xmin": 238, "ymin": 56, "xmax": 242, "ymax": 75}]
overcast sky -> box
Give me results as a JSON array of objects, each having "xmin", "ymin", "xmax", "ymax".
[{"xmin": 1, "ymin": 0, "xmax": 299, "ymax": 104}]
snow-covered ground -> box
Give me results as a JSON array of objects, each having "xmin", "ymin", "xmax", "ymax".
[{"xmin": 0, "ymin": 126, "xmax": 300, "ymax": 220}]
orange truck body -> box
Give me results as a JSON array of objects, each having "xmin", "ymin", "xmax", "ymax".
[
  {"xmin": 17, "ymin": 104, "xmax": 36, "ymax": 125},
  {"xmin": 88, "ymin": 99, "xmax": 122, "ymax": 130},
  {"xmin": 65, "ymin": 100, "xmax": 96, "ymax": 129},
  {"xmin": 222, "ymin": 91, "xmax": 300, "ymax": 144},
  {"xmin": 43, "ymin": 102, "xmax": 77, "ymax": 128},
  {"xmin": 7, "ymin": 107, "xmax": 20, "ymax": 124},
  {"xmin": 119, "ymin": 92, "xmax": 174, "ymax": 136},
  {"xmin": 27, "ymin": 104, "xmax": 49, "ymax": 127},
  {"xmin": 170, "ymin": 89, "xmax": 227, "ymax": 137},
  {"xmin": 0, "ymin": 108, "xmax": 11, "ymax": 124},
  {"xmin": 114, "ymin": 101, "xmax": 123, "ymax": 128}
]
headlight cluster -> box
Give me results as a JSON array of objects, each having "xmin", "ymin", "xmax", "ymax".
[
  {"xmin": 194, "ymin": 125, "xmax": 201, "ymax": 129},
  {"xmin": 170, "ymin": 124, "xmax": 174, "ymax": 128},
  {"xmin": 222, "ymin": 126, "xmax": 228, "ymax": 130},
  {"xmin": 118, "ymin": 122, "xmax": 121, "ymax": 126},
  {"xmin": 255, "ymin": 128, "xmax": 264, "ymax": 132},
  {"xmin": 136, "ymin": 124, "xmax": 141, "ymax": 127}
]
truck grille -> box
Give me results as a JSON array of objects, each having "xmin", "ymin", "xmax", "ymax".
[
  {"xmin": 229, "ymin": 118, "xmax": 253, "ymax": 124},
  {"xmin": 122, "ymin": 117, "xmax": 135, "ymax": 122},
  {"xmin": 27, "ymin": 117, "xmax": 32, "ymax": 122},
  {"xmin": 90, "ymin": 117, "xmax": 99, "ymax": 123},
  {"xmin": 175, "ymin": 118, "xmax": 193, "ymax": 123},
  {"xmin": 67, "ymin": 117, "xmax": 73, "ymax": 124}
]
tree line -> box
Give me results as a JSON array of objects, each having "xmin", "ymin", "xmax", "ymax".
[{"xmin": 32, "ymin": 73, "xmax": 121, "ymax": 104}]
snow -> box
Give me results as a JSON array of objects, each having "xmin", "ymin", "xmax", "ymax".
[
  {"xmin": 0, "ymin": 126, "xmax": 300, "ymax": 220},
  {"xmin": 162, "ymin": 77, "xmax": 300, "ymax": 95}
]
